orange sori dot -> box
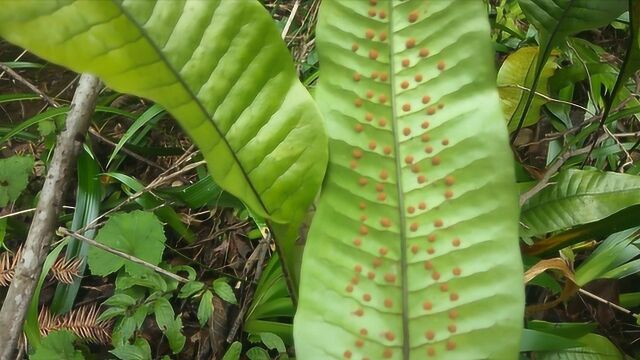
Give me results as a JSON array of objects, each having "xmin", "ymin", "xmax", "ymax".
[
  {"xmin": 352, "ymin": 43, "xmax": 359, "ymax": 52},
  {"xmin": 440, "ymin": 283, "xmax": 449, "ymax": 292},
  {"xmin": 375, "ymin": 183, "xmax": 384, "ymax": 192},
  {"xmin": 442, "ymin": 138, "xmax": 449, "ymax": 146},
  {"xmin": 427, "ymin": 234, "xmax": 436, "ymax": 242},
  {"xmin": 363, "ymin": 293, "xmax": 372, "ymax": 302},
  {"xmin": 427, "ymin": 247, "xmax": 435, "ymax": 254},
  {"xmin": 372, "ymin": 258, "xmax": 383, "ymax": 267},
  {"xmin": 353, "ymin": 238, "xmax": 362, "ymax": 246},
  {"xmin": 424, "ymin": 145, "xmax": 433, "ymax": 153},
  {"xmin": 427, "ymin": 107, "xmax": 436, "ymax": 115},
  {"xmin": 352, "ymin": 149, "xmax": 363, "ymax": 159},
  {"xmin": 421, "ymin": 133, "xmax": 431, "ymax": 142},
  {"xmin": 450, "ymin": 292, "xmax": 459, "ymax": 301},
  {"xmin": 360, "ymin": 214, "xmax": 368, "ymax": 222},
  {"xmin": 358, "ymin": 177, "xmax": 368, "ymax": 186},
  {"xmin": 401, "ymin": 58, "xmax": 410, "ymax": 67},
  {"xmin": 379, "ymin": 94, "xmax": 388, "ymax": 103},
  {"xmin": 419, "ymin": 48, "xmax": 429, "ymax": 57},
  {"xmin": 379, "ymin": 10, "xmax": 387, "ymax": 19},
  {"xmin": 353, "ymin": 71, "xmax": 362, "ymax": 80},
  {"xmin": 449, "ymin": 309, "xmax": 459, "ymax": 319},
  {"xmin": 407, "ymin": 206, "xmax": 416, "ymax": 214},
  {"xmin": 432, "ymin": 156, "xmax": 441, "ymax": 166},
  {"xmin": 422, "ymin": 96, "xmax": 431, "ymax": 104},
  {"xmin": 367, "ymin": 271, "xmax": 376, "ymax": 279},
  {"xmin": 410, "ymin": 222, "xmax": 419, "ymax": 232},
  {"xmin": 418, "ymin": 201, "xmax": 427, "ymax": 210},
  {"xmin": 366, "ymin": 90, "xmax": 374, "ymax": 99},
  {"xmin": 378, "ymin": 118, "xmax": 387, "ymax": 127},
  {"xmin": 445, "ymin": 176, "xmax": 455, "ymax": 186},
  {"xmin": 354, "ymin": 264, "xmax": 362, "ymax": 273},
  {"xmin": 377, "ymin": 192, "xmax": 387, "ymax": 201},
  {"xmin": 405, "ymin": 155, "xmax": 414, "ymax": 164},
  {"xmin": 446, "ymin": 340, "xmax": 456, "ymax": 351},
  {"xmin": 383, "ymin": 349, "xmax": 393, "ymax": 358},
  {"xmin": 359, "ymin": 201, "xmax": 367, "ymax": 209},
  {"xmin": 380, "ymin": 72, "xmax": 389, "ymax": 81},
  {"xmin": 417, "ymin": 175, "xmax": 426, "ymax": 184},
  {"xmin": 346, "ymin": 284, "xmax": 354, "ymax": 292},
  {"xmin": 438, "ymin": 103, "xmax": 445, "ymax": 109},
  {"xmin": 350, "ymin": 160, "xmax": 357, "ymax": 169},
  {"xmin": 425, "ymin": 330, "xmax": 435, "ymax": 340},
  {"xmin": 352, "ymin": 275, "xmax": 360, "ymax": 285},
  {"xmin": 445, "ymin": 190, "xmax": 454, "ymax": 199},
  {"xmin": 354, "ymin": 98, "xmax": 363, "ymax": 108},
  {"xmin": 434, "ymin": 219, "xmax": 443, "ymax": 227},
  {"xmin": 360, "ymin": 225, "xmax": 369, "ymax": 235},
  {"xmin": 432, "ymin": 271, "xmax": 441, "ymax": 280},
  {"xmin": 402, "ymin": 103, "xmax": 411, "ymax": 112},
  {"xmin": 384, "ymin": 331, "xmax": 395, "ymax": 341},
  {"xmin": 369, "ymin": 49, "xmax": 379, "ymax": 60},
  {"xmin": 384, "ymin": 273, "xmax": 396, "ymax": 283},
  {"xmin": 355, "ymin": 339, "xmax": 365, "ymax": 348},
  {"xmin": 366, "ymin": 29, "xmax": 375, "ymax": 39},
  {"xmin": 406, "ymin": 38, "xmax": 416, "ymax": 48},
  {"xmin": 369, "ymin": 0, "xmax": 377, "ymax": 5},
  {"xmin": 421, "ymin": 121, "xmax": 430, "ymax": 129},
  {"xmin": 411, "ymin": 164, "xmax": 421, "ymax": 173},
  {"xmin": 427, "ymin": 347, "xmax": 436, "ymax": 357},
  {"xmin": 437, "ymin": 60, "xmax": 446, "ymax": 71},
  {"xmin": 383, "ymin": 146, "xmax": 392, "ymax": 155},
  {"xmin": 424, "ymin": 261, "xmax": 433, "ymax": 270},
  {"xmin": 365, "ymin": 112, "xmax": 374, "ymax": 121},
  {"xmin": 369, "ymin": 140, "xmax": 377, "ymax": 150},
  {"xmin": 453, "ymin": 267, "xmax": 461, "ymax": 276},
  {"xmin": 368, "ymin": 8, "xmax": 377, "ymax": 17},
  {"xmin": 371, "ymin": 71, "xmax": 379, "ymax": 79},
  {"xmin": 384, "ymin": 298, "xmax": 393, "ymax": 308},
  {"xmin": 380, "ymin": 218, "xmax": 391, "ymax": 228},
  {"xmin": 403, "ymin": 127, "xmax": 411, "ymax": 136},
  {"xmin": 379, "ymin": 169, "xmax": 389, "ymax": 180},
  {"xmin": 354, "ymin": 308, "xmax": 364, "ymax": 316},
  {"xmin": 360, "ymin": 328, "xmax": 369, "ymax": 336},
  {"xmin": 414, "ymin": 74, "xmax": 423, "ymax": 82},
  {"xmin": 344, "ymin": 350, "xmax": 353, "ymax": 359},
  {"xmin": 400, "ymin": 80, "xmax": 409, "ymax": 89},
  {"xmin": 448, "ymin": 324, "xmax": 457, "ymax": 333},
  {"xmin": 379, "ymin": 32, "xmax": 388, "ymax": 41},
  {"xmin": 408, "ymin": 10, "xmax": 419, "ymax": 22},
  {"xmin": 452, "ymin": 237, "xmax": 461, "ymax": 247},
  {"xmin": 411, "ymin": 244, "xmax": 419, "ymax": 254},
  {"xmin": 423, "ymin": 301, "xmax": 432, "ymax": 310}
]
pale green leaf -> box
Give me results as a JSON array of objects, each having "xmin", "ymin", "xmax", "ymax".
[
  {"xmin": 213, "ymin": 279, "xmax": 237, "ymax": 305},
  {"xmin": 31, "ymin": 330, "xmax": 84, "ymax": 360},
  {"xmin": 197, "ymin": 290, "xmax": 214, "ymax": 327},
  {"xmin": 0, "ymin": 155, "xmax": 33, "ymax": 207}
]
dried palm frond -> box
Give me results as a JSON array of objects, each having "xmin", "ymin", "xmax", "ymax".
[
  {"xmin": 0, "ymin": 246, "xmax": 21, "ymax": 286},
  {"xmin": 50, "ymin": 256, "xmax": 82, "ymax": 284},
  {"xmin": 38, "ymin": 304, "xmax": 111, "ymax": 345}
]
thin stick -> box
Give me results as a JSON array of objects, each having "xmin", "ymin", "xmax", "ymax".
[
  {"xmin": 578, "ymin": 288, "xmax": 639, "ymax": 319},
  {"xmin": 0, "ymin": 63, "xmax": 60, "ymax": 108},
  {"xmin": 0, "ymin": 74, "xmax": 102, "ymax": 360},
  {"xmin": 58, "ymin": 227, "xmax": 188, "ymax": 284},
  {"xmin": 281, "ymin": 0, "xmax": 300, "ymax": 40}
]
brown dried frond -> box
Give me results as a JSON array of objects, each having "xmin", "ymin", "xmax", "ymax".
[
  {"xmin": 0, "ymin": 247, "xmax": 22, "ymax": 286},
  {"xmin": 50, "ymin": 256, "xmax": 82, "ymax": 284},
  {"xmin": 38, "ymin": 305, "xmax": 111, "ymax": 345}
]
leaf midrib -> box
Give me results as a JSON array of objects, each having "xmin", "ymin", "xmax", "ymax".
[
  {"xmin": 114, "ymin": 0, "xmax": 270, "ymax": 216},
  {"xmin": 387, "ymin": 3, "xmax": 410, "ymax": 359}
]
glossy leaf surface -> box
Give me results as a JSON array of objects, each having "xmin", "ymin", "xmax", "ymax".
[
  {"xmin": 0, "ymin": 1, "xmax": 327, "ymax": 285},
  {"xmin": 295, "ymin": 1, "xmax": 524, "ymax": 358}
]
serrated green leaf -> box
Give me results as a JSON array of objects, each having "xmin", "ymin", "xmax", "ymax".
[
  {"xmin": 179, "ymin": 280, "xmax": 204, "ymax": 299},
  {"xmin": 259, "ymin": 332, "xmax": 286, "ymax": 354},
  {"xmin": 165, "ymin": 315, "xmax": 186, "ymax": 354},
  {"xmin": 521, "ymin": 169, "xmax": 640, "ymax": 238},
  {"xmin": 222, "ymin": 341, "xmax": 242, "ymax": 360},
  {"xmin": 31, "ymin": 330, "xmax": 84, "ymax": 360},
  {"xmin": 110, "ymin": 338, "xmax": 152, "ymax": 360},
  {"xmin": 0, "ymin": 155, "xmax": 33, "ymax": 207},
  {"xmin": 103, "ymin": 293, "xmax": 137, "ymax": 308},
  {"xmin": 154, "ymin": 297, "xmax": 175, "ymax": 331},
  {"xmin": 295, "ymin": 1, "xmax": 524, "ymax": 359},
  {"xmin": 88, "ymin": 211, "xmax": 166, "ymax": 277},
  {"xmin": 213, "ymin": 279, "xmax": 237, "ymax": 305},
  {"xmin": 112, "ymin": 316, "xmax": 138, "ymax": 346},
  {"xmin": 197, "ymin": 290, "xmax": 214, "ymax": 327},
  {"xmin": 97, "ymin": 306, "xmax": 126, "ymax": 323},
  {"xmin": 246, "ymin": 347, "xmax": 271, "ymax": 360}
]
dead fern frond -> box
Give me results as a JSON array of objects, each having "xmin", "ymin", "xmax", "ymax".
[
  {"xmin": 0, "ymin": 247, "xmax": 21, "ymax": 286},
  {"xmin": 50, "ymin": 256, "xmax": 82, "ymax": 284},
  {"xmin": 38, "ymin": 304, "xmax": 111, "ymax": 345}
]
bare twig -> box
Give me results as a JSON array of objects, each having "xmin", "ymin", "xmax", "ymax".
[
  {"xmin": 578, "ymin": 288, "xmax": 639, "ymax": 319},
  {"xmin": 281, "ymin": 0, "xmax": 300, "ymax": 40},
  {"xmin": 0, "ymin": 74, "xmax": 102, "ymax": 360},
  {"xmin": 0, "ymin": 63, "xmax": 60, "ymax": 108}
]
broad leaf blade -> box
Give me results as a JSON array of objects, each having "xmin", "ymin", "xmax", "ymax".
[
  {"xmin": 295, "ymin": 1, "xmax": 524, "ymax": 359},
  {"xmin": 0, "ymin": 0, "xmax": 328, "ymax": 290}
]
